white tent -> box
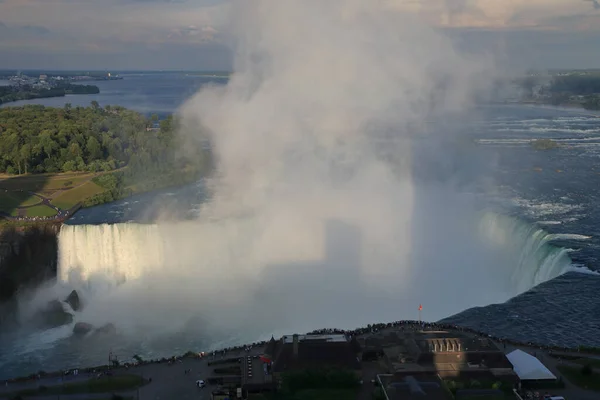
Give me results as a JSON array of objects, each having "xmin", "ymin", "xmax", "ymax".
[{"xmin": 506, "ymin": 349, "xmax": 557, "ymax": 381}]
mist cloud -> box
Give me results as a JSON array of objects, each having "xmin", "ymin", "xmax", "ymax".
[
  {"xmin": 585, "ymin": 0, "xmax": 600, "ymax": 10},
  {"xmin": 50, "ymin": 0, "xmax": 559, "ymax": 342}
]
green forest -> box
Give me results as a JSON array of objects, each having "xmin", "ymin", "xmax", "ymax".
[
  {"xmin": 0, "ymin": 103, "xmax": 211, "ymax": 179},
  {"xmin": 548, "ymin": 75, "xmax": 600, "ymax": 110}
]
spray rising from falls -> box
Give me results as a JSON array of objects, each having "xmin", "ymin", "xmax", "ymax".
[{"xmin": 49, "ymin": 0, "xmax": 572, "ymax": 340}]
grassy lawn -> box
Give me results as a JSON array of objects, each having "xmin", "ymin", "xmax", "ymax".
[
  {"xmin": 573, "ymin": 358, "xmax": 600, "ymax": 369},
  {"xmin": 249, "ymin": 389, "xmax": 358, "ymax": 400},
  {"xmin": 0, "ymin": 191, "xmax": 41, "ymax": 213},
  {"xmin": 0, "ymin": 172, "xmax": 94, "ymax": 192},
  {"xmin": 8, "ymin": 374, "xmax": 146, "ymax": 397},
  {"xmin": 24, "ymin": 205, "xmax": 57, "ymax": 218},
  {"xmin": 50, "ymin": 181, "xmax": 105, "ymax": 209},
  {"xmin": 0, "ymin": 172, "xmax": 107, "ymax": 214},
  {"xmin": 557, "ymin": 365, "xmax": 600, "ymax": 391}
]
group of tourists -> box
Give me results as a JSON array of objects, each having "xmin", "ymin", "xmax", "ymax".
[{"xmin": 2, "ymin": 319, "xmax": 595, "ymax": 387}]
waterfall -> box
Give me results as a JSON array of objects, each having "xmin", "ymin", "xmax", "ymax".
[
  {"xmin": 56, "ymin": 211, "xmax": 574, "ymax": 327},
  {"xmin": 58, "ymin": 224, "xmax": 166, "ymax": 287}
]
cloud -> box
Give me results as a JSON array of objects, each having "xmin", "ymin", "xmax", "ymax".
[
  {"xmin": 585, "ymin": 0, "xmax": 600, "ymax": 10},
  {"xmin": 0, "ymin": 22, "xmax": 51, "ymax": 37},
  {"xmin": 383, "ymin": 0, "xmax": 595, "ymax": 29},
  {"xmin": 0, "ymin": 0, "xmax": 598, "ymax": 69},
  {"xmin": 20, "ymin": 25, "xmax": 50, "ymax": 35}
]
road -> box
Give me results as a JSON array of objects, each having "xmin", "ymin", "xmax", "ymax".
[
  {"xmin": 0, "ymin": 348, "xmax": 260, "ymax": 400},
  {"xmin": 3, "ymin": 327, "xmax": 600, "ymax": 400}
]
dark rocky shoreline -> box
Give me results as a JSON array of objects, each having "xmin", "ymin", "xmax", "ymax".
[{"xmin": 0, "ymin": 224, "xmax": 60, "ymax": 326}]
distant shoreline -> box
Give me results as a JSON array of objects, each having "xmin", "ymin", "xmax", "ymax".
[{"xmin": 515, "ymin": 101, "xmax": 600, "ymax": 118}]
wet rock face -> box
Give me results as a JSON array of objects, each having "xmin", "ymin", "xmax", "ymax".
[
  {"xmin": 65, "ymin": 290, "xmax": 81, "ymax": 311},
  {"xmin": 34, "ymin": 300, "xmax": 73, "ymax": 329},
  {"xmin": 73, "ymin": 322, "xmax": 94, "ymax": 335},
  {"xmin": 0, "ymin": 225, "xmax": 59, "ymax": 309}
]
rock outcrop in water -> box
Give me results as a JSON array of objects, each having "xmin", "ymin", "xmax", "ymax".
[
  {"xmin": 73, "ymin": 322, "xmax": 93, "ymax": 335},
  {"xmin": 35, "ymin": 299, "xmax": 73, "ymax": 328},
  {"xmin": 65, "ymin": 290, "xmax": 81, "ymax": 311},
  {"xmin": 72, "ymin": 322, "xmax": 117, "ymax": 337}
]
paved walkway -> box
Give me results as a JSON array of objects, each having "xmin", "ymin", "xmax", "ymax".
[
  {"xmin": 0, "ymin": 348, "xmax": 259, "ymax": 400},
  {"xmin": 0, "ymin": 169, "xmax": 109, "ymax": 222},
  {"xmin": 3, "ymin": 328, "xmax": 600, "ymax": 400}
]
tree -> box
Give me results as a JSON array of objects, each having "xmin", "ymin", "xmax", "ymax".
[
  {"xmin": 19, "ymin": 144, "xmax": 32, "ymax": 174},
  {"xmin": 86, "ymin": 136, "xmax": 103, "ymax": 162},
  {"xmin": 581, "ymin": 363, "xmax": 593, "ymax": 376},
  {"xmin": 0, "ymin": 104, "xmax": 211, "ymax": 177}
]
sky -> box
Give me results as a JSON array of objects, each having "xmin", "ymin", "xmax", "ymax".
[{"xmin": 0, "ymin": 0, "xmax": 598, "ymax": 71}]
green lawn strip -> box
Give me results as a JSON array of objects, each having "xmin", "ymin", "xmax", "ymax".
[
  {"xmin": 557, "ymin": 364, "xmax": 600, "ymax": 391},
  {"xmin": 8, "ymin": 374, "xmax": 146, "ymax": 397},
  {"xmin": 20, "ymin": 195, "xmax": 43, "ymax": 207},
  {"xmin": 0, "ymin": 173, "xmax": 95, "ymax": 192},
  {"xmin": 24, "ymin": 205, "xmax": 57, "ymax": 218},
  {"xmin": 573, "ymin": 358, "xmax": 600, "ymax": 369},
  {"xmin": 51, "ymin": 181, "xmax": 105, "ymax": 210},
  {"xmin": 0, "ymin": 191, "xmax": 41, "ymax": 213}
]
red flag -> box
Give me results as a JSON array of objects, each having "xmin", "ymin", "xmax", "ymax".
[
  {"xmin": 259, "ymin": 355, "xmax": 272, "ymax": 364},
  {"xmin": 418, "ymin": 304, "xmax": 423, "ymax": 311}
]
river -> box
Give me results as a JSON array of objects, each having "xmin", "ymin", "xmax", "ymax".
[{"xmin": 0, "ymin": 73, "xmax": 599, "ymax": 379}]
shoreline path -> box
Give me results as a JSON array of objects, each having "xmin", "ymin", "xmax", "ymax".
[{"xmin": 2, "ymin": 326, "xmax": 600, "ymax": 399}]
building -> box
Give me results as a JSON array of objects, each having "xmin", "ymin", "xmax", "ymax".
[
  {"xmin": 361, "ymin": 329, "xmax": 517, "ymax": 383},
  {"xmin": 506, "ymin": 349, "xmax": 557, "ymax": 386},
  {"xmin": 262, "ymin": 333, "xmax": 361, "ymax": 376}
]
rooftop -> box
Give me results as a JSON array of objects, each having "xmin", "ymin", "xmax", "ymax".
[{"xmin": 264, "ymin": 333, "xmax": 360, "ymax": 373}]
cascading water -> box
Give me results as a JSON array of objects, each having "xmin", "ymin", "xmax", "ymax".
[
  {"xmin": 58, "ymin": 224, "xmax": 166, "ymax": 288},
  {"xmin": 55, "ymin": 208, "xmax": 574, "ymax": 336},
  {"xmin": 477, "ymin": 212, "xmax": 574, "ymax": 293}
]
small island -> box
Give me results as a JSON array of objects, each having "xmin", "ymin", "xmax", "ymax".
[
  {"xmin": 0, "ymin": 103, "xmax": 212, "ymax": 224},
  {"xmin": 531, "ymin": 138, "xmax": 560, "ymax": 150}
]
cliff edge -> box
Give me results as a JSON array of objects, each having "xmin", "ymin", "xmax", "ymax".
[{"xmin": 0, "ymin": 224, "xmax": 61, "ymax": 322}]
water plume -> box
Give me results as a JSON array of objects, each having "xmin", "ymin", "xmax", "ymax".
[{"xmin": 49, "ymin": 0, "xmax": 571, "ymax": 344}]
